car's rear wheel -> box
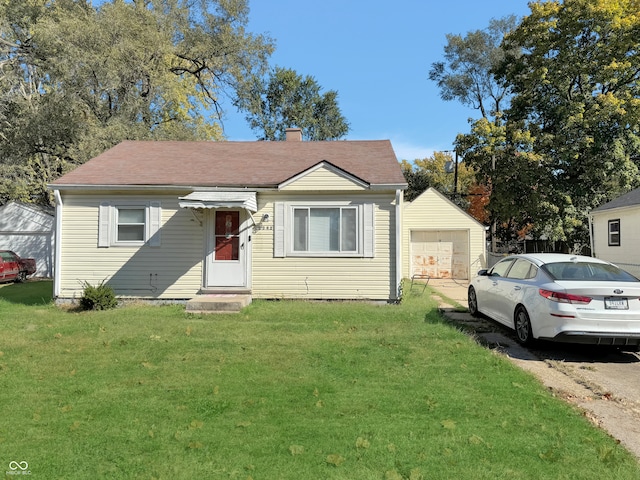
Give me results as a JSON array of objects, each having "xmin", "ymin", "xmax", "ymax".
[
  {"xmin": 468, "ymin": 286, "xmax": 480, "ymax": 317},
  {"xmin": 514, "ymin": 306, "xmax": 534, "ymax": 346},
  {"xmin": 16, "ymin": 271, "xmax": 26, "ymax": 283}
]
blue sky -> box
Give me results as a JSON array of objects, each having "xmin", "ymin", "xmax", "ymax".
[{"xmin": 221, "ymin": 0, "xmax": 533, "ymax": 161}]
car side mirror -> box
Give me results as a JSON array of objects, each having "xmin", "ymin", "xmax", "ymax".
[{"xmin": 477, "ymin": 269, "xmax": 489, "ymax": 276}]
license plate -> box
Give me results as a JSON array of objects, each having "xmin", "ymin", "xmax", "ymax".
[{"xmin": 605, "ymin": 297, "xmax": 628, "ymax": 310}]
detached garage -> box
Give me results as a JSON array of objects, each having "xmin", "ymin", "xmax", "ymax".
[
  {"xmin": 0, "ymin": 201, "xmax": 55, "ymax": 278},
  {"xmin": 403, "ymin": 188, "xmax": 487, "ymax": 280}
]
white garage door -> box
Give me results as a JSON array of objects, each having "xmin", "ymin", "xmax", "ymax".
[{"xmin": 410, "ymin": 230, "xmax": 469, "ymax": 279}]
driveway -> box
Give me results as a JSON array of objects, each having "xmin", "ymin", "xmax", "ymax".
[{"xmin": 428, "ymin": 278, "xmax": 640, "ymax": 460}]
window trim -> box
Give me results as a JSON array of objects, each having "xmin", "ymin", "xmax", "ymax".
[
  {"xmin": 98, "ymin": 201, "xmax": 161, "ymax": 248},
  {"xmin": 488, "ymin": 258, "xmax": 516, "ymax": 278},
  {"xmin": 274, "ymin": 202, "xmax": 374, "ymax": 258},
  {"xmin": 608, "ymin": 219, "xmax": 620, "ymax": 247},
  {"xmin": 506, "ymin": 258, "xmax": 538, "ymax": 280},
  {"xmin": 114, "ymin": 206, "xmax": 146, "ymax": 245},
  {"xmin": 291, "ymin": 205, "xmax": 360, "ymax": 255}
]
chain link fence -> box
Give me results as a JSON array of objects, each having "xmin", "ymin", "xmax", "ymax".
[{"xmin": 487, "ymin": 252, "xmax": 508, "ymax": 269}]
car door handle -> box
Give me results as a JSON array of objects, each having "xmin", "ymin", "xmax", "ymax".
[{"xmin": 513, "ymin": 286, "xmax": 522, "ymax": 291}]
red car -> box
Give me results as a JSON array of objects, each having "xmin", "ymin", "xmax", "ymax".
[{"xmin": 0, "ymin": 250, "xmax": 36, "ymax": 283}]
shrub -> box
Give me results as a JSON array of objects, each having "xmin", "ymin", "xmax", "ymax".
[{"xmin": 80, "ymin": 280, "xmax": 118, "ymax": 310}]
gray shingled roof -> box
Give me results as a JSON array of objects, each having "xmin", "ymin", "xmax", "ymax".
[
  {"xmin": 50, "ymin": 140, "xmax": 407, "ymax": 189},
  {"xmin": 591, "ymin": 187, "xmax": 640, "ymax": 212}
]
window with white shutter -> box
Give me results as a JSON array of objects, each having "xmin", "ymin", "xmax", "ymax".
[
  {"xmin": 98, "ymin": 201, "xmax": 162, "ymax": 248},
  {"xmin": 273, "ymin": 202, "xmax": 374, "ymax": 258}
]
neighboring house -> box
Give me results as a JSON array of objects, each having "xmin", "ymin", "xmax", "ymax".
[
  {"xmin": 48, "ymin": 130, "xmax": 408, "ymax": 303},
  {"xmin": 403, "ymin": 188, "xmax": 486, "ymax": 280},
  {"xmin": 590, "ymin": 187, "xmax": 640, "ymax": 276},
  {"xmin": 0, "ymin": 201, "xmax": 55, "ymax": 277}
]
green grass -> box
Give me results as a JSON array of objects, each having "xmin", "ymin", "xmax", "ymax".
[{"xmin": 1, "ymin": 281, "xmax": 639, "ymax": 479}]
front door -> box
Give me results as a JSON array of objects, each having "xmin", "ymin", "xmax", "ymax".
[{"xmin": 206, "ymin": 210, "xmax": 248, "ymax": 288}]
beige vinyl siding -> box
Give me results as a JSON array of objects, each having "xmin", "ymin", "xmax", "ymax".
[
  {"xmin": 58, "ymin": 193, "xmax": 204, "ymax": 299},
  {"xmin": 591, "ymin": 207, "xmax": 640, "ymax": 267},
  {"xmin": 280, "ymin": 165, "xmax": 367, "ymax": 191},
  {"xmin": 251, "ymin": 192, "xmax": 398, "ymax": 300},
  {"xmin": 403, "ymin": 188, "xmax": 486, "ymax": 280}
]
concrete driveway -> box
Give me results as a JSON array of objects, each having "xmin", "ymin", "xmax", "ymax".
[{"xmin": 428, "ymin": 278, "xmax": 640, "ymax": 460}]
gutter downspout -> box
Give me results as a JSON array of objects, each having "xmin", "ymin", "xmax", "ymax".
[
  {"xmin": 588, "ymin": 214, "xmax": 595, "ymax": 258},
  {"xmin": 395, "ymin": 189, "xmax": 403, "ymax": 300},
  {"xmin": 53, "ymin": 189, "xmax": 63, "ymax": 298}
]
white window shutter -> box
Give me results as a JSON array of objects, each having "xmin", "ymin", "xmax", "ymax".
[
  {"xmin": 148, "ymin": 201, "xmax": 162, "ymax": 247},
  {"xmin": 363, "ymin": 203, "xmax": 375, "ymax": 258},
  {"xmin": 98, "ymin": 202, "xmax": 111, "ymax": 247},
  {"xmin": 274, "ymin": 202, "xmax": 285, "ymax": 257}
]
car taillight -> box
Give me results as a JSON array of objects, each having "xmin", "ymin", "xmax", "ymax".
[{"xmin": 539, "ymin": 289, "xmax": 592, "ymax": 304}]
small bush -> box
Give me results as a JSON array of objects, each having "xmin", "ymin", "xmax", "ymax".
[{"xmin": 80, "ymin": 280, "xmax": 118, "ymax": 311}]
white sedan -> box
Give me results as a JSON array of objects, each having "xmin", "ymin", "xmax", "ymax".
[{"xmin": 467, "ymin": 253, "xmax": 640, "ymax": 348}]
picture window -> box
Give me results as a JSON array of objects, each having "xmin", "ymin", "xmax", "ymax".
[
  {"xmin": 273, "ymin": 202, "xmax": 374, "ymax": 258},
  {"xmin": 292, "ymin": 207, "xmax": 358, "ymax": 253}
]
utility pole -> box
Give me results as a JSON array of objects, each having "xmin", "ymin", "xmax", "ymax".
[
  {"xmin": 491, "ymin": 153, "xmax": 497, "ymax": 254},
  {"xmin": 443, "ymin": 150, "xmax": 458, "ymax": 196}
]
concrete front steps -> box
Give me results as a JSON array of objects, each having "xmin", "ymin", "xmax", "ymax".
[{"xmin": 186, "ymin": 293, "xmax": 252, "ymax": 313}]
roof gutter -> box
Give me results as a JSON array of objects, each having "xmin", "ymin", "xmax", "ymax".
[
  {"xmin": 47, "ymin": 184, "xmax": 279, "ymax": 192},
  {"xmin": 370, "ymin": 183, "xmax": 408, "ymax": 191},
  {"xmin": 48, "ymin": 183, "xmax": 408, "ymax": 192}
]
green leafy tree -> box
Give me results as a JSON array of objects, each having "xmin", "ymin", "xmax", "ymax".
[
  {"xmin": 495, "ymin": 0, "xmax": 640, "ymax": 246},
  {"xmin": 401, "ymin": 151, "xmax": 475, "ymax": 207},
  {"xmin": 430, "ymin": 16, "xmax": 520, "ymax": 246},
  {"xmin": 0, "ymin": 0, "xmax": 274, "ymax": 204},
  {"xmin": 235, "ymin": 66, "xmax": 349, "ymax": 141},
  {"xmin": 456, "ymin": 118, "xmax": 550, "ymax": 242},
  {"xmin": 400, "ymin": 161, "xmax": 431, "ymax": 203},
  {"xmin": 429, "ymin": 16, "xmax": 520, "ymax": 122}
]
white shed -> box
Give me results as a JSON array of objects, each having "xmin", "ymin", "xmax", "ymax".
[
  {"xmin": 403, "ymin": 188, "xmax": 487, "ymax": 280},
  {"xmin": 0, "ymin": 201, "xmax": 55, "ymax": 277}
]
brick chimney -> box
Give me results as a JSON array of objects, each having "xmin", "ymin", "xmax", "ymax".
[{"xmin": 285, "ymin": 128, "xmax": 302, "ymax": 141}]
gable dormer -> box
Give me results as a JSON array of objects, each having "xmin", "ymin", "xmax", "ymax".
[{"xmin": 278, "ymin": 161, "xmax": 369, "ymax": 191}]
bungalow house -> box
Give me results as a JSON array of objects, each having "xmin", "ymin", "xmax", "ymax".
[
  {"xmin": 590, "ymin": 187, "xmax": 640, "ymax": 277},
  {"xmin": 403, "ymin": 188, "xmax": 486, "ymax": 280},
  {"xmin": 48, "ymin": 130, "xmax": 408, "ymax": 305},
  {"xmin": 0, "ymin": 201, "xmax": 55, "ymax": 277}
]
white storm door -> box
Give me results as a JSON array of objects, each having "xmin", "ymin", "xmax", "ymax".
[{"xmin": 206, "ymin": 210, "xmax": 247, "ymax": 287}]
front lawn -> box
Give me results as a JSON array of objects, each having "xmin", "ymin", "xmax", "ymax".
[{"xmin": 1, "ymin": 281, "xmax": 638, "ymax": 479}]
